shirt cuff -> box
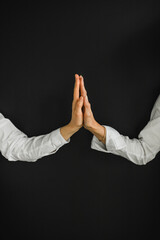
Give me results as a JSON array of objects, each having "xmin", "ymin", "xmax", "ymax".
[
  {"xmin": 0, "ymin": 113, "xmax": 4, "ymax": 120},
  {"xmin": 91, "ymin": 125, "xmax": 126, "ymax": 153},
  {"xmin": 50, "ymin": 128, "xmax": 70, "ymax": 152},
  {"xmin": 91, "ymin": 125, "xmax": 108, "ymax": 153}
]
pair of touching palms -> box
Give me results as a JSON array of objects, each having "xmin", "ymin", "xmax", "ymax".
[{"xmin": 60, "ymin": 74, "xmax": 106, "ymax": 144}]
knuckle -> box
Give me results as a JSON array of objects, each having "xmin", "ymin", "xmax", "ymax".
[
  {"xmin": 87, "ymin": 102, "xmax": 91, "ymax": 108},
  {"xmin": 77, "ymin": 101, "xmax": 81, "ymax": 106},
  {"xmin": 86, "ymin": 112, "xmax": 91, "ymax": 117},
  {"xmin": 75, "ymin": 110, "xmax": 80, "ymax": 117}
]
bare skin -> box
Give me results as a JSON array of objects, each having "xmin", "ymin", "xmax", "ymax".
[
  {"xmin": 79, "ymin": 75, "xmax": 106, "ymax": 144},
  {"xmin": 60, "ymin": 74, "xmax": 84, "ymax": 141},
  {"xmin": 60, "ymin": 74, "xmax": 106, "ymax": 144}
]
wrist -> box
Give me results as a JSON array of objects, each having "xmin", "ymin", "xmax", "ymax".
[
  {"xmin": 85, "ymin": 120, "xmax": 100, "ymax": 133},
  {"xmin": 60, "ymin": 123, "xmax": 80, "ymax": 141},
  {"xmin": 67, "ymin": 122, "xmax": 81, "ymax": 134},
  {"xmin": 89, "ymin": 122, "xmax": 106, "ymax": 143}
]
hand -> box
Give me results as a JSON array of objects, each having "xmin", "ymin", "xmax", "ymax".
[
  {"xmin": 60, "ymin": 74, "xmax": 84, "ymax": 140},
  {"xmin": 69, "ymin": 74, "xmax": 84, "ymax": 130},
  {"xmin": 79, "ymin": 75, "xmax": 96, "ymax": 130},
  {"xmin": 80, "ymin": 75, "xmax": 106, "ymax": 144}
]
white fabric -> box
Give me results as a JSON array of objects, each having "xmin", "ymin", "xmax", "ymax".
[
  {"xmin": 91, "ymin": 95, "xmax": 160, "ymax": 165},
  {"xmin": 0, "ymin": 113, "xmax": 70, "ymax": 162}
]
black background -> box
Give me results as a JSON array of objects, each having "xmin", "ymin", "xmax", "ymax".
[{"xmin": 0, "ymin": 1, "xmax": 160, "ymax": 239}]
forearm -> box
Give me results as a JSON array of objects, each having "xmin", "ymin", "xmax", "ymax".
[
  {"xmin": 0, "ymin": 117, "xmax": 69, "ymax": 161},
  {"xmin": 108, "ymin": 134, "xmax": 155, "ymax": 165},
  {"xmin": 86, "ymin": 121, "xmax": 106, "ymax": 144},
  {"xmin": 91, "ymin": 123, "xmax": 160, "ymax": 165},
  {"xmin": 6, "ymin": 123, "xmax": 80, "ymax": 161}
]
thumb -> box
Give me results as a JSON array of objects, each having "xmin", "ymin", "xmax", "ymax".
[{"xmin": 76, "ymin": 96, "xmax": 84, "ymax": 110}]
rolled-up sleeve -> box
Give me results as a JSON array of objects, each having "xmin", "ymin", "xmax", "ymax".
[
  {"xmin": 0, "ymin": 113, "xmax": 70, "ymax": 162},
  {"xmin": 91, "ymin": 95, "xmax": 160, "ymax": 165}
]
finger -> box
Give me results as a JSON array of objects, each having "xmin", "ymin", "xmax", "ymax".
[
  {"xmin": 73, "ymin": 74, "xmax": 80, "ymax": 101},
  {"xmin": 84, "ymin": 95, "xmax": 90, "ymax": 108},
  {"xmin": 80, "ymin": 75, "xmax": 87, "ymax": 97},
  {"xmin": 75, "ymin": 96, "xmax": 84, "ymax": 112},
  {"xmin": 84, "ymin": 96, "xmax": 93, "ymax": 117},
  {"xmin": 80, "ymin": 75, "xmax": 87, "ymax": 96}
]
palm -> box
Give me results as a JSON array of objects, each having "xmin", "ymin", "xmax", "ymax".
[
  {"xmin": 69, "ymin": 74, "xmax": 84, "ymax": 130},
  {"xmin": 80, "ymin": 76, "xmax": 96, "ymax": 129}
]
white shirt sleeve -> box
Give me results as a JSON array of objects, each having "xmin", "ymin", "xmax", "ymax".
[
  {"xmin": 0, "ymin": 113, "xmax": 70, "ymax": 162},
  {"xmin": 91, "ymin": 94, "xmax": 160, "ymax": 165}
]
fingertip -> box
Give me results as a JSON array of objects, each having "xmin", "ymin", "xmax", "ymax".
[
  {"xmin": 75, "ymin": 74, "xmax": 79, "ymax": 79},
  {"xmin": 80, "ymin": 76, "xmax": 84, "ymax": 86},
  {"xmin": 79, "ymin": 76, "xmax": 82, "ymax": 82}
]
